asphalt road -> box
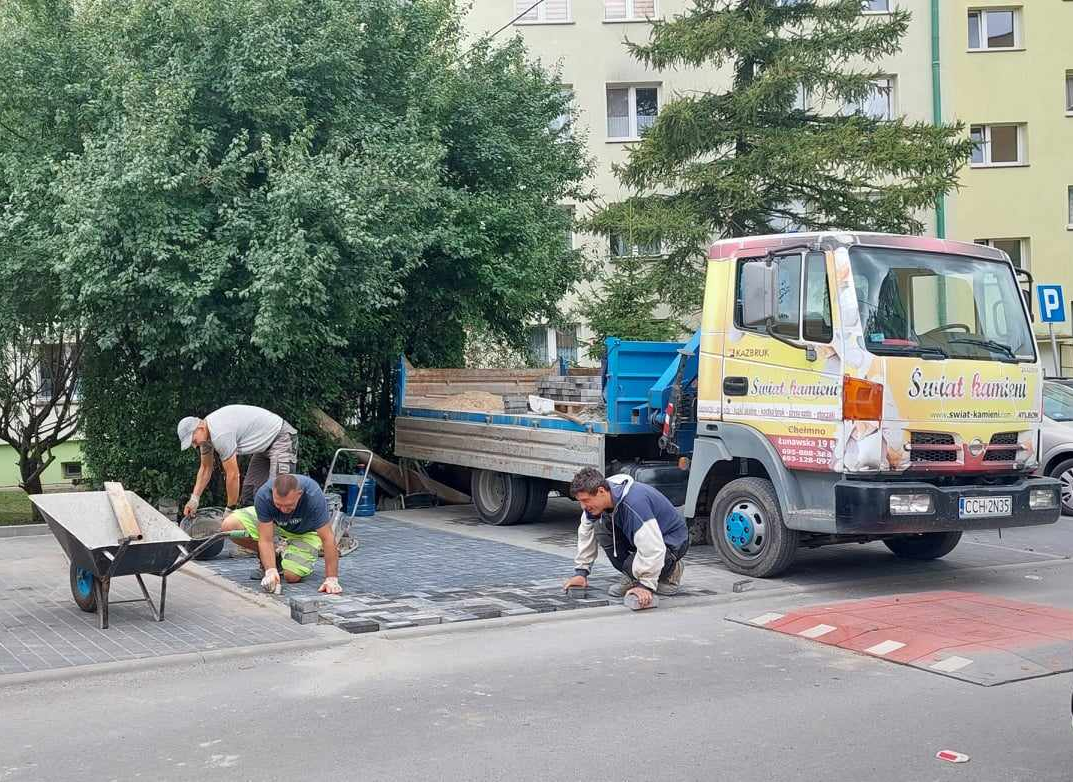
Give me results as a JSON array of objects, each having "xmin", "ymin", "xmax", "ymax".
[{"xmin": 3, "ymin": 550, "xmax": 1072, "ymax": 781}]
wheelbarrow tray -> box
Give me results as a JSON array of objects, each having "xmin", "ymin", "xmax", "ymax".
[
  {"xmin": 30, "ymin": 491, "xmax": 229, "ymax": 629},
  {"xmin": 31, "ymin": 491, "xmax": 193, "ymax": 579}
]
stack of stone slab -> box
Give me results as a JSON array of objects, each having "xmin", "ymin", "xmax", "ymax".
[
  {"xmin": 536, "ymin": 375, "xmax": 603, "ymax": 405},
  {"xmin": 502, "ymin": 392, "xmax": 530, "ymax": 414}
]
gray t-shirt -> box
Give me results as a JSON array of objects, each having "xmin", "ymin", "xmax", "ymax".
[
  {"xmin": 200, "ymin": 405, "xmax": 284, "ymax": 461},
  {"xmin": 254, "ymin": 475, "xmax": 330, "ymax": 534}
]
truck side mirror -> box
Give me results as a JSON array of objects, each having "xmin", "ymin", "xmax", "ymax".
[
  {"xmin": 741, "ymin": 261, "xmax": 777, "ymax": 328},
  {"xmin": 1023, "ymin": 289, "xmax": 1034, "ymax": 321}
]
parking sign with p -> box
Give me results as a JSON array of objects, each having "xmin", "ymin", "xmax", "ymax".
[{"xmin": 1037, "ymin": 285, "xmax": 1066, "ymax": 324}]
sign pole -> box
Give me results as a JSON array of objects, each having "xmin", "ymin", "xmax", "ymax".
[{"xmin": 1049, "ymin": 322, "xmax": 1060, "ymax": 378}]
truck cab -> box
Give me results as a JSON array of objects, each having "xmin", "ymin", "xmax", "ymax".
[{"xmin": 686, "ymin": 231, "xmax": 1063, "ymax": 576}]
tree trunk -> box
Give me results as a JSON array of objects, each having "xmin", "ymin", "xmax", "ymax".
[{"xmin": 19, "ymin": 468, "xmax": 44, "ymax": 523}]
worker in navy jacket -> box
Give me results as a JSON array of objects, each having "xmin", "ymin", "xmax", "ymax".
[{"xmin": 563, "ymin": 467, "xmax": 689, "ymax": 609}]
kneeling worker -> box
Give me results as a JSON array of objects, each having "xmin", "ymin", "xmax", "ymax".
[
  {"xmin": 221, "ymin": 473, "xmax": 342, "ymax": 595},
  {"xmin": 563, "ymin": 467, "xmax": 689, "ymax": 609}
]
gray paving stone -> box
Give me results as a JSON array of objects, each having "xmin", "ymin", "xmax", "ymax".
[{"xmin": 335, "ymin": 618, "xmax": 379, "ymax": 634}]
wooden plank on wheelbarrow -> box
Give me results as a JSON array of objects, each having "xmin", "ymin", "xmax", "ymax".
[{"xmin": 104, "ymin": 482, "xmax": 143, "ymax": 542}]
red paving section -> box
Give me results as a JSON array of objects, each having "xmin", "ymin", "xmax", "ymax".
[{"xmin": 733, "ymin": 591, "xmax": 1073, "ymax": 686}]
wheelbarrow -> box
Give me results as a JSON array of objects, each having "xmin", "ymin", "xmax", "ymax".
[{"xmin": 31, "ymin": 485, "xmax": 247, "ymax": 630}]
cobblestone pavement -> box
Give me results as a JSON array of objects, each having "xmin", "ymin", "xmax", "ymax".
[
  {"xmin": 0, "ymin": 535, "xmax": 318, "ymax": 677},
  {"xmin": 199, "ymin": 514, "xmax": 717, "ymax": 633}
]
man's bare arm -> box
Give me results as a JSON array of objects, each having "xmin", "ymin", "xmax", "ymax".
[
  {"xmin": 317, "ymin": 525, "xmax": 339, "ymax": 579},
  {"xmin": 221, "ymin": 456, "xmax": 241, "ymax": 507}
]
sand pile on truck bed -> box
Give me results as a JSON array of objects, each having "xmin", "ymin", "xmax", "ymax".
[{"xmin": 418, "ymin": 392, "xmax": 505, "ymax": 413}]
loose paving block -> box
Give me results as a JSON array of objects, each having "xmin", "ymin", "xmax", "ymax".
[
  {"xmin": 573, "ymin": 598, "xmax": 610, "ymax": 609},
  {"xmin": 441, "ymin": 612, "xmax": 480, "ymax": 623},
  {"xmin": 502, "ymin": 607, "xmax": 538, "ymax": 617},
  {"xmin": 336, "ymin": 618, "xmax": 380, "ymax": 634},
  {"xmin": 381, "ymin": 620, "xmax": 417, "ymax": 630},
  {"xmin": 407, "ymin": 613, "xmax": 443, "ymax": 626},
  {"xmin": 290, "ymin": 606, "xmax": 320, "ymax": 625}
]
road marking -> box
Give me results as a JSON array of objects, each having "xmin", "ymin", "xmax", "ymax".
[
  {"xmin": 931, "ymin": 655, "xmax": 973, "ymax": 673},
  {"xmin": 749, "ymin": 613, "xmax": 785, "ymax": 626},
  {"xmin": 864, "ymin": 640, "xmax": 906, "ymax": 656},
  {"xmin": 799, "ymin": 624, "xmax": 837, "ymax": 639}
]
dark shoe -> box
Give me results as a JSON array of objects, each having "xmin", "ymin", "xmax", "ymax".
[
  {"xmin": 608, "ymin": 575, "xmax": 637, "ymax": 598},
  {"xmin": 656, "ymin": 560, "xmax": 685, "ymax": 596}
]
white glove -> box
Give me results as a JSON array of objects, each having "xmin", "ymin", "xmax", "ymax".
[
  {"xmin": 183, "ymin": 493, "xmax": 200, "ymax": 518},
  {"xmin": 261, "ymin": 568, "xmax": 281, "ymax": 593},
  {"xmin": 318, "ymin": 576, "xmax": 342, "ymax": 595}
]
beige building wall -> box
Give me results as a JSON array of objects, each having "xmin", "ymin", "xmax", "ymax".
[
  {"xmin": 462, "ymin": 1, "xmax": 937, "ymax": 365},
  {"xmin": 940, "ymin": 1, "xmax": 1073, "ymax": 374}
]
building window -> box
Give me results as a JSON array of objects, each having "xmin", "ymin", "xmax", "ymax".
[
  {"xmin": 549, "ymin": 86, "xmax": 574, "ymax": 135},
  {"xmin": 528, "ymin": 326, "xmax": 550, "ymax": 365},
  {"xmin": 793, "ymin": 83, "xmax": 809, "ymax": 111},
  {"xmin": 610, "ymin": 233, "xmax": 662, "ymax": 257},
  {"xmin": 847, "ymin": 76, "xmax": 896, "ymax": 120},
  {"xmin": 967, "ymin": 8, "xmax": 1020, "ymax": 51},
  {"xmin": 1068, "ymin": 186, "xmax": 1073, "ymax": 228},
  {"xmin": 604, "ymin": 0, "xmax": 655, "ymax": 21},
  {"xmin": 1066, "ymin": 71, "xmax": 1073, "ymax": 114},
  {"xmin": 556, "ymin": 327, "xmax": 579, "ymax": 365},
  {"xmin": 515, "ymin": 0, "xmax": 570, "ymax": 24},
  {"xmin": 862, "ymin": 0, "xmax": 890, "ymax": 13},
  {"xmin": 557, "ymin": 205, "xmax": 575, "ymax": 251},
  {"xmin": 61, "ymin": 462, "xmax": 83, "ymax": 480},
  {"xmin": 606, "ymin": 85, "xmax": 659, "ymax": 141},
  {"xmin": 974, "ymin": 237, "xmax": 1028, "ymax": 268},
  {"xmin": 969, "ymin": 124, "xmax": 1025, "ymax": 166}
]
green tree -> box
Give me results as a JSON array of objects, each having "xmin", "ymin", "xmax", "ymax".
[
  {"xmin": 0, "ymin": 0, "xmax": 590, "ymax": 502},
  {"xmin": 586, "ymin": 0, "xmax": 974, "ymax": 318},
  {"xmin": 575, "ymin": 253, "xmax": 683, "ymax": 360}
]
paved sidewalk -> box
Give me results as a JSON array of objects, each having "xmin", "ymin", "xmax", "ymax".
[
  {"xmin": 0, "ymin": 535, "xmax": 320, "ymax": 677},
  {"xmin": 199, "ymin": 512, "xmax": 717, "ymax": 632}
]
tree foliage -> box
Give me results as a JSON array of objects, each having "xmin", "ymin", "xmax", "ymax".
[
  {"xmin": 585, "ymin": 0, "xmax": 974, "ymax": 318},
  {"xmin": 0, "ymin": 0, "xmax": 591, "ymax": 501}
]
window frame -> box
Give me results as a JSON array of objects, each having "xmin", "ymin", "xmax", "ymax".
[
  {"xmin": 967, "ymin": 7, "xmax": 1022, "ymax": 52},
  {"xmin": 605, "ymin": 83, "xmax": 661, "ymax": 142},
  {"xmin": 603, "ymin": 0, "xmax": 657, "ymax": 23},
  {"xmin": 846, "ymin": 75, "xmax": 896, "ymax": 120},
  {"xmin": 549, "ymin": 85, "xmax": 574, "ymax": 136},
  {"xmin": 735, "ymin": 251, "xmax": 832, "ymax": 345},
  {"xmin": 974, "ymin": 237, "xmax": 1029, "ymax": 269},
  {"xmin": 61, "ymin": 462, "xmax": 83, "ymax": 480},
  {"xmin": 969, "ymin": 123, "xmax": 1027, "ymax": 167},
  {"xmin": 861, "ymin": 0, "xmax": 891, "ymax": 15},
  {"xmin": 1067, "ymin": 186, "xmax": 1073, "ymax": 230},
  {"xmin": 1065, "ymin": 71, "xmax": 1073, "ymax": 115},
  {"xmin": 514, "ymin": 0, "xmax": 572, "ymax": 25}
]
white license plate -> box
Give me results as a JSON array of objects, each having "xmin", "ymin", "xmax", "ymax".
[{"xmin": 958, "ymin": 496, "xmax": 1012, "ymax": 518}]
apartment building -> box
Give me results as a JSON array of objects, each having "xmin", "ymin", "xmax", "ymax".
[
  {"xmin": 464, "ymin": 1, "xmax": 1073, "ymax": 371},
  {"xmin": 941, "ymin": 2, "xmax": 1073, "ymax": 372}
]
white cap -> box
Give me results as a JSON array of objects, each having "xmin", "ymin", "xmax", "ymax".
[{"xmin": 177, "ymin": 417, "xmax": 201, "ymax": 450}]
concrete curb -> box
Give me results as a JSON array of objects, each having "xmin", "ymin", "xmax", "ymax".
[
  {"xmin": 177, "ymin": 559, "xmax": 295, "ymax": 617},
  {"xmin": 0, "ymin": 523, "xmax": 48, "ymax": 538},
  {"xmin": 0, "ymin": 629, "xmax": 350, "ymax": 690},
  {"xmin": 376, "ymin": 555, "xmax": 1073, "ymax": 641}
]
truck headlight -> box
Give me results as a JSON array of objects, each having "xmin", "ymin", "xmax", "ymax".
[
  {"xmin": 1029, "ymin": 488, "xmax": 1058, "ymax": 510},
  {"xmin": 890, "ymin": 494, "xmax": 934, "ymax": 515}
]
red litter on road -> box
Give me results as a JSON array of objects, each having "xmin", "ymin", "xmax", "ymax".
[{"xmin": 936, "ymin": 750, "xmax": 970, "ymax": 763}]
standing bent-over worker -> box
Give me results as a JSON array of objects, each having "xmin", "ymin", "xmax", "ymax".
[
  {"xmin": 177, "ymin": 404, "xmax": 298, "ymax": 517},
  {"xmin": 563, "ymin": 467, "xmax": 689, "ymax": 609}
]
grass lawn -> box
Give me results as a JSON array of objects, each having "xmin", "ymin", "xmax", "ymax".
[{"xmin": 0, "ymin": 490, "xmax": 34, "ymax": 525}]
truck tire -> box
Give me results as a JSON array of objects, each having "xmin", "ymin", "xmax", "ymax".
[
  {"xmin": 1047, "ymin": 457, "xmax": 1073, "ymax": 516},
  {"xmin": 520, "ymin": 478, "xmax": 549, "ymax": 524},
  {"xmin": 709, "ymin": 477, "xmax": 798, "ymax": 578},
  {"xmin": 883, "ymin": 531, "xmax": 962, "ymax": 560},
  {"xmin": 471, "ymin": 469, "xmax": 529, "ymax": 526}
]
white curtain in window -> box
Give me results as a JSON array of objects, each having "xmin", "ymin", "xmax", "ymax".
[
  {"xmin": 544, "ymin": 0, "xmax": 569, "ymax": 21},
  {"xmin": 607, "ymin": 88, "xmax": 630, "ymax": 138},
  {"xmin": 605, "ymin": 0, "xmax": 627, "ymax": 20},
  {"xmin": 633, "ymin": 0, "xmax": 655, "ymax": 17},
  {"xmin": 515, "ymin": 0, "xmax": 538, "ymax": 21}
]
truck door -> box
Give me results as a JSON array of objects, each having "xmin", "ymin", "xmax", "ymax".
[{"xmin": 722, "ymin": 251, "xmax": 843, "ymax": 472}]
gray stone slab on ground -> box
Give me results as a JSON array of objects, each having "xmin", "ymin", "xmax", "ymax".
[
  {"xmin": 199, "ymin": 514, "xmax": 717, "ymax": 633},
  {"xmin": 0, "ymin": 536, "xmax": 316, "ymax": 677}
]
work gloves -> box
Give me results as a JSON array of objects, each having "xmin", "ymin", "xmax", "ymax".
[
  {"xmin": 319, "ymin": 576, "xmax": 342, "ymax": 595},
  {"xmin": 183, "ymin": 493, "xmax": 200, "ymax": 518},
  {"xmin": 261, "ymin": 567, "xmax": 281, "ymax": 594}
]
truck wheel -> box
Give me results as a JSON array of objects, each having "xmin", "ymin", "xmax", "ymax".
[
  {"xmin": 709, "ymin": 477, "xmax": 798, "ymax": 578},
  {"xmin": 883, "ymin": 532, "xmax": 962, "ymax": 560},
  {"xmin": 69, "ymin": 561, "xmax": 98, "ymax": 613},
  {"xmin": 1047, "ymin": 457, "xmax": 1073, "ymax": 516},
  {"xmin": 520, "ymin": 478, "xmax": 549, "ymax": 524},
  {"xmin": 471, "ymin": 469, "xmax": 529, "ymax": 526}
]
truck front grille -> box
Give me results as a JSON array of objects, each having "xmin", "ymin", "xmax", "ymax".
[
  {"xmin": 909, "ymin": 432, "xmax": 957, "ymax": 463},
  {"xmin": 983, "ymin": 432, "xmax": 1020, "ymax": 462}
]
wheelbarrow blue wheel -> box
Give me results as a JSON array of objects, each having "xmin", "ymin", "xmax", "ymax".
[{"xmin": 69, "ymin": 560, "xmax": 98, "ymax": 613}]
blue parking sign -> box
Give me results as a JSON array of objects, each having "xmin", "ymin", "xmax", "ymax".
[{"xmin": 1037, "ymin": 285, "xmax": 1066, "ymax": 324}]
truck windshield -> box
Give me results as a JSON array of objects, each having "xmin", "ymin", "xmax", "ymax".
[{"xmin": 849, "ymin": 247, "xmax": 1035, "ymax": 363}]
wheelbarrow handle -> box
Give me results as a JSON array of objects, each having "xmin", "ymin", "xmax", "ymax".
[{"xmin": 164, "ymin": 530, "xmax": 250, "ymax": 576}]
